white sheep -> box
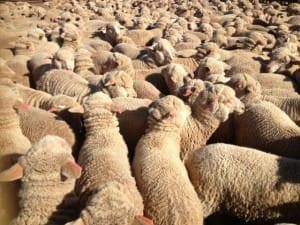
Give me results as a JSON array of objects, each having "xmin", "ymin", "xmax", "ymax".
[
  {"xmin": 186, "ymin": 143, "xmax": 300, "ymax": 223},
  {"xmin": 133, "ymin": 95, "xmax": 204, "ymax": 225},
  {"xmin": 0, "ymin": 135, "xmax": 82, "ymax": 225},
  {"xmin": 74, "ymin": 92, "xmax": 144, "ymax": 224},
  {"xmin": 234, "ymin": 100, "xmax": 300, "ymax": 159},
  {"xmin": 0, "ymin": 85, "xmax": 31, "ymax": 223}
]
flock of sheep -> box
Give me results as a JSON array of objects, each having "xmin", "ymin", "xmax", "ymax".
[{"xmin": 0, "ymin": 0, "xmax": 299, "ymax": 224}]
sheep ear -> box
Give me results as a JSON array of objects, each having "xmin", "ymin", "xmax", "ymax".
[
  {"xmin": 68, "ymin": 105, "xmax": 84, "ymax": 114},
  {"xmin": 0, "ymin": 163, "xmax": 24, "ymax": 182},
  {"xmin": 61, "ymin": 159, "xmax": 82, "ymax": 179},
  {"xmin": 148, "ymin": 108, "xmax": 162, "ymax": 120},
  {"xmin": 168, "ymin": 111, "xmax": 176, "ymax": 119},
  {"xmin": 65, "ymin": 218, "xmax": 85, "ymax": 225},
  {"xmin": 132, "ymin": 216, "xmax": 154, "ymax": 225},
  {"xmin": 103, "ymin": 78, "xmax": 115, "ymax": 86}
]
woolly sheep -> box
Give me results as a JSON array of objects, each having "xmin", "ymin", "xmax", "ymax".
[
  {"xmin": 233, "ymin": 100, "xmax": 300, "ymax": 159},
  {"xmin": 133, "ymin": 95, "xmax": 204, "ymax": 225},
  {"xmin": 180, "ymin": 83, "xmax": 245, "ymax": 160},
  {"xmin": 161, "ymin": 63, "xmax": 191, "ymax": 95},
  {"xmin": 0, "ymin": 85, "xmax": 31, "ymax": 223},
  {"xmin": 74, "ymin": 92, "xmax": 144, "ymax": 224},
  {"xmin": 15, "ymin": 103, "xmax": 77, "ymax": 151},
  {"xmin": 186, "ymin": 143, "xmax": 300, "ymax": 223},
  {"xmin": 133, "ymin": 80, "xmax": 163, "ymax": 100},
  {"xmin": 0, "ymin": 135, "xmax": 82, "ymax": 225},
  {"xmin": 28, "ymin": 52, "xmax": 53, "ymax": 88},
  {"xmin": 52, "ymin": 48, "xmax": 75, "ymax": 71}
]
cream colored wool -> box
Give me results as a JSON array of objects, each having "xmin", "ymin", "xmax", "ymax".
[
  {"xmin": 180, "ymin": 83, "xmax": 244, "ymax": 160},
  {"xmin": 133, "ymin": 95, "xmax": 204, "ymax": 225},
  {"xmin": 5, "ymin": 135, "xmax": 81, "ymax": 225},
  {"xmin": 0, "ymin": 85, "xmax": 31, "ymax": 224},
  {"xmin": 75, "ymin": 92, "xmax": 143, "ymax": 224},
  {"xmin": 234, "ymin": 100, "xmax": 300, "ymax": 159},
  {"xmin": 16, "ymin": 105, "xmax": 76, "ymax": 151},
  {"xmin": 186, "ymin": 143, "xmax": 300, "ymax": 223}
]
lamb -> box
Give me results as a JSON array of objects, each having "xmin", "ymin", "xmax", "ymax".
[
  {"xmin": 132, "ymin": 95, "xmax": 204, "ymax": 225},
  {"xmin": 74, "ymin": 92, "xmax": 144, "ymax": 225},
  {"xmin": 186, "ymin": 143, "xmax": 300, "ymax": 223},
  {"xmin": 15, "ymin": 103, "xmax": 77, "ymax": 152},
  {"xmin": 0, "ymin": 135, "xmax": 82, "ymax": 225},
  {"xmin": 0, "ymin": 85, "xmax": 31, "ymax": 223},
  {"xmin": 180, "ymin": 83, "xmax": 245, "ymax": 160}
]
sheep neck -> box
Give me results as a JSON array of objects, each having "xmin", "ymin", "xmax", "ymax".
[
  {"xmin": 146, "ymin": 117, "xmax": 182, "ymax": 133},
  {"xmin": 84, "ymin": 110, "xmax": 119, "ymax": 132},
  {"xmin": 16, "ymin": 174, "xmax": 76, "ymax": 224},
  {"xmin": 180, "ymin": 111, "xmax": 220, "ymax": 161}
]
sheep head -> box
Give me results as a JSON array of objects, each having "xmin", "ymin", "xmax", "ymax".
[
  {"xmin": 226, "ymin": 73, "xmax": 262, "ymax": 105},
  {"xmin": 192, "ymin": 83, "xmax": 244, "ymax": 122},
  {"xmin": 101, "ymin": 70, "xmax": 137, "ymax": 98},
  {"xmin": 177, "ymin": 79, "xmax": 207, "ymax": 105},
  {"xmin": 106, "ymin": 53, "xmax": 134, "ymax": 75},
  {"xmin": 161, "ymin": 63, "xmax": 191, "ymax": 95},
  {"xmin": 83, "ymin": 92, "xmax": 123, "ymax": 115},
  {"xmin": 195, "ymin": 57, "xmax": 231, "ymax": 82},
  {"xmin": 52, "ymin": 49, "xmax": 75, "ymax": 71},
  {"xmin": 48, "ymin": 95, "xmax": 84, "ymax": 114},
  {"xmin": 0, "ymin": 135, "xmax": 81, "ymax": 182},
  {"xmin": 105, "ymin": 22, "xmax": 122, "ymax": 43},
  {"xmin": 148, "ymin": 95, "xmax": 191, "ymax": 129},
  {"xmin": 152, "ymin": 38, "xmax": 176, "ymax": 66}
]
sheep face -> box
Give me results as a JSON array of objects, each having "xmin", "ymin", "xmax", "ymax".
[
  {"xmin": 106, "ymin": 53, "xmax": 133, "ymax": 73},
  {"xmin": 193, "ymin": 83, "xmax": 244, "ymax": 122},
  {"xmin": 0, "ymin": 135, "xmax": 81, "ymax": 182},
  {"xmin": 53, "ymin": 49, "xmax": 75, "ymax": 71},
  {"xmin": 177, "ymin": 79, "xmax": 206, "ymax": 104},
  {"xmin": 161, "ymin": 63, "xmax": 191, "ymax": 95},
  {"xmin": 101, "ymin": 71, "xmax": 137, "ymax": 98},
  {"xmin": 152, "ymin": 39, "xmax": 175, "ymax": 66},
  {"xmin": 148, "ymin": 95, "xmax": 191, "ymax": 128},
  {"xmin": 226, "ymin": 73, "xmax": 262, "ymax": 103},
  {"xmin": 48, "ymin": 95, "xmax": 84, "ymax": 114}
]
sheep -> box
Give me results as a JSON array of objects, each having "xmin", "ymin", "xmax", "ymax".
[
  {"xmin": 113, "ymin": 42, "xmax": 143, "ymax": 59},
  {"xmin": 0, "ymin": 79, "xmax": 82, "ymax": 112},
  {"xmin": 52, "ymin": 48, "xmax": 75, "ymax": 71},
  {"xmin": 233, "ymin": 100, "xmax": 300, "ymax": 159},
  {"xmin": 111, "ymin": 97, "xmax": 152, "ymax": 158},
  {"xmin": 180, "ymin": 83, "xmax": 245, "ymax": 160},
  {"xmin": 28, "ymin": 52, "xmax": 53, "ymax": 88},
  {"xmin": 74, "ymin": 92, "xmax": 144, "ymax": 224},
  {"xmin": 226, "ymin": 73, "xmax": 300, "ymax": 125},
  {"xmin": 0, "ymin": 85, "xmax": 31, "ymax": 223},
  {"xmin": 132, "ymin": 95, "xmax": 204, "ymax": 225},
  {"xmin": 15, "ymin": 103, "xmax": 77, "ymax": 152},
  {"xmin": 133, "ymin": 80, "xmax": 163, "ymax": 100},
  {"xmin": 186, "ymin": 143, "xmax": 300, "ymax": 223},
  {"xmin": 161, "ymin": 63, "xmax": 191, "ymax": 95},
  {"xmin": 0, "ymin": 135, "xmax": 82, "ymax": 225},
  {"xmin": 74, "ymin": 48, "xmax": 96, "ymax": 77},
  {"xmin": 195, "ymin": 57, "xmax": 231, "ymax": 83}
]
